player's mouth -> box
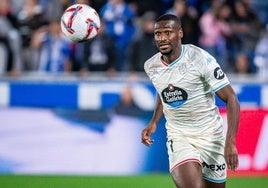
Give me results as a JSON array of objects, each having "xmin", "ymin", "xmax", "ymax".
[{"xmin": 159, "ymin": 43, "xmax": 170, "ymax": 50}]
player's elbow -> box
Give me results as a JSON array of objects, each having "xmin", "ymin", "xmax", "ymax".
[{"xmin": 227, "ymin": 94, "xmax": 240, "ymax": 110}]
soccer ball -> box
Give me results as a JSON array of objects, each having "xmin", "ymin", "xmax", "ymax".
[{"xmin": 60, "ymin": 4, "xmax": 101, "ymax": 43}]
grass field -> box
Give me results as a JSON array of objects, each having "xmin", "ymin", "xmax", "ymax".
[{"xmin": 0, "ymin": 174, "xmax": 268, "ymax": 188}]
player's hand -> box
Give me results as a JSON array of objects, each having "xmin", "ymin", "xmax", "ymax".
[
  {"xmin": 141, "ymin": 123, "xmax": 156, "ymax": 147},
  {"xmin": 224, "ymin": 141, "xmax": 239, "ymax": 172}
]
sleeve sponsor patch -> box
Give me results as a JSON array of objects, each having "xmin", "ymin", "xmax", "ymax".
[{"xmin": 214, "ymin": 67, "xmax": 225, "ymax": 80}]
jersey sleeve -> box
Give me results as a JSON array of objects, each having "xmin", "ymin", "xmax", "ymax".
[
  {"xmin": 198, "ymin": 50, "xmax": 230, "ymax": 92},
  {"xmin": 144, "ymin": 59, "xmax": 152, "ymax": 79},
  {"xmin": 144, "ymin": 53, "xmax": 160, "ymax": 80}
]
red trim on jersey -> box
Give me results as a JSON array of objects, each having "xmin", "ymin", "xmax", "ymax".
[
  {"xmin": 161, "ymin": 57, "xmax": 169, "ymax": 66},
  {"xmin": 170, "ymin": 158, "xmax": 202, "ymax": 172}
]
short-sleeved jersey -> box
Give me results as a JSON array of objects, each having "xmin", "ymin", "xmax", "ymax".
[{"xmin": 144, "ymin": 44, "xmax": 229, "ymax": 139}]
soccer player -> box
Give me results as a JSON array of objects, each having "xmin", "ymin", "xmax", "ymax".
[{"xmin": 141, "ymin": 14, "xmax": 240, "ymax": 188}]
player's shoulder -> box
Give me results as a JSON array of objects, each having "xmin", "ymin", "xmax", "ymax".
[
  {"xmin": 184, "ymin": 44, "xmax": 216, "ymax": 63},
  {"xmin": 144, "ymin": 52, "xmax": 161, "ymax": 69},
  {"xmin": 183, "ymin": 44, "xmax": 208, "ymax": 56}
]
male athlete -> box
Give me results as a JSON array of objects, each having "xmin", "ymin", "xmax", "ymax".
[{"xmin": 141, "ymin": 14, "xmax": 240, "ymax": 188}]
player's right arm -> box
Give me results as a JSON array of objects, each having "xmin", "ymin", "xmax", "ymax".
[{"xmin": 141, "ymin": 94, "xmax": 163, "ymax": 146}]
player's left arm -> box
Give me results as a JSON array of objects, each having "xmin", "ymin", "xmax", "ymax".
[{"xmin": 216, "ymin": 84, "xmax": 240, "ymax": 172}]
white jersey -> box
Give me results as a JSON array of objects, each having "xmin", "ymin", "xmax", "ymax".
[{"xmin": 144, "ymin": 44, "xmax": 229, "ymax": 139}]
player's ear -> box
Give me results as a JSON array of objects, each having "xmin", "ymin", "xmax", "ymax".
[{"xmin": 178, "ymin": 28, "xmax": 183, "ymax": 39}]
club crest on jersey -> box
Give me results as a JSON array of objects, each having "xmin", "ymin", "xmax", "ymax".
[
  {"xmin": 161, "ymin": 84, "xmax": 188, "ymax": 107},
  {"xmin": 214, "ymin": 67, "xmax": 225, "ymax": 80},
  {"xmin": 178, "ymin": 63, "xmax": 187, "ymax": 75}
]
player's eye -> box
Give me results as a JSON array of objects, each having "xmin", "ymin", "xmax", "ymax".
[
  {"xmin": 165, "ymin": 31, "xmax": 171, "ymax": 35},
  {"xmin": 154, "ymin": 32, "xmax": 161, "ymax": 38}
]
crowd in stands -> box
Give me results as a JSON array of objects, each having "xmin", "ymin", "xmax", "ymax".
[{"xmin": 0, "ymin": 0, "xmax": 268, "ymax": 78}]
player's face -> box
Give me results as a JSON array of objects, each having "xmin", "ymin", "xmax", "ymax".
[{"xmin": 154, "ymin": 20, "xmax": 183, "ymax": 56}]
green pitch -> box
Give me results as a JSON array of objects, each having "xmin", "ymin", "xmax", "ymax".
[{"xmin": 0, "ymin": 174, "xmax": 267, "ymax": 188}]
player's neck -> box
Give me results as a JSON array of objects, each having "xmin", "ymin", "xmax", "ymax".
[{"xmin": 162, "ymin": 48, "xmax": 182, "ymax": 64}]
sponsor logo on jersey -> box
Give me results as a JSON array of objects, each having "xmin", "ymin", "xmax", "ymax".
[
  {"xmin": 214, "ymin": 67, "xmax": 225, "ymax": 80},
  {"xmin": 206, "ymin": 57, "xmax": 213, "ymax": 63},
  {"xmin": 161, "ymin": 84, "xmax": 188, "ymax": 107},
  {"xmin": 202, "ymin": 162, "xmax": 226, "ymax": 171}
]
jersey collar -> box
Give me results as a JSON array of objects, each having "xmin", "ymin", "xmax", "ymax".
[{"xmin": 160, "ymin": 45, "xmax": 185, "ymax": 67}]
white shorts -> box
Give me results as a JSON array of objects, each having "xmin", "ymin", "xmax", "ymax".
[{"xmin": 167, "ymin": 132, "xmax": 227, "ymax": 183}]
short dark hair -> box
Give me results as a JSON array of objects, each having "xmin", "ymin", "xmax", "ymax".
[{"xmin": 156, "ymin": 14, "xmax": 182, "ymax": 28}]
